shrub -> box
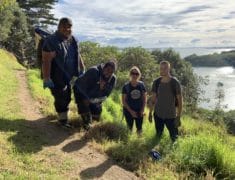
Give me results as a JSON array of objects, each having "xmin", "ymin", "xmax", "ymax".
[{"xmin": 171, "ymin": 133, "xmax": 235, "ymax": 178}]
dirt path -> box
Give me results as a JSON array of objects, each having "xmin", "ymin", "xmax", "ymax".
[{"xmin": 15, "ymin": 69, "xmax": 138, "ymax": 180}]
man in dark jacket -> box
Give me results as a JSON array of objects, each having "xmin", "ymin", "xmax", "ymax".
[
  {"xmin": 42, "ymin": 17, "xmax": 85, "ymax": 127},
  {"xmin": 74, "ymin": 60, "xmax": 117, "ymax": 130}
]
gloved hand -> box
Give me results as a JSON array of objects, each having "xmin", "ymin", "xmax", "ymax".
[
  {"xmin": 148, "ymin": 112, "xmax": 153, "ymax": 123},
  {"xmin": 43, "ymin": 79, "xmax": 54, "ymax": 89}
]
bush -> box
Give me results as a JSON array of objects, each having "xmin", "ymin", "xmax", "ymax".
[
  {"xmin": 171, "ymin": 133, "xmax": 235, "ymax": 178},
  {"xmin": 85, "ymin": 121, "xmax": 128, "ymax": 142},
  {"xmin": 224, "ymin": 110, "xmax": 235, "ymax": 135}
]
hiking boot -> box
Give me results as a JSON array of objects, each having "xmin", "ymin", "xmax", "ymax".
[
  {"xmin": 137, "ymin": 130, "xmax": 142, "ymax": 137},
  {"xmin": 58, "ymin": 119, "xmax": 73, "ymax": 129},
  {"xmin": 81, "ymin": 113, "xmax": 92, "ymax": 131},
  {"xmin": 83, "ymin": 123, "xmax": 91, "ymax": 131}
]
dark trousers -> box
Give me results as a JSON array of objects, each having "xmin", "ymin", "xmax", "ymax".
[
  {"xmin": 73, "ymin": 87, "xmax": 102, "ymax": 120},
  {"xmin": 154, "ymin": 114, "xmax": 178, "ymax": 142},
  {"xmin": 50, "ymin": 86, "xmax": 71, "ymax": 113},
  {"xmin": 123, "ymin": 109, "xmax": 143, "ymax": 132}
]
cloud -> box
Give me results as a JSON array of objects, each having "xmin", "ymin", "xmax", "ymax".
[
  {"xmin": 52, "ymin": 0, "xmax": 235, "ymax": 48},
  {"xmin": 179, "ymin": 5, "xmax": 211, "ymax": 14},
  {"xmin": 191, "ymin": 39, "xmax": 201, "ymax": 43}
]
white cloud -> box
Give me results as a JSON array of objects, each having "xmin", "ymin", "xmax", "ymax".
[{"xmin": 51, "ymin": 0, "xmax": 235, "ymax": 48}]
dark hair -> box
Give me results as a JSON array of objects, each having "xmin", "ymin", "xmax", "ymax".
[
  {"xmin": 58, "ymin": 17, "xmax": 72, "ymax": 28},
  {"xmin": 103, "ymin": 59, "xmax": 117, "ymax": 71}
]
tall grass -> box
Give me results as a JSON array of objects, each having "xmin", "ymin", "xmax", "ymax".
[
  {"xmin": 27, "ymin": 69, "xmax": 55, "ymax": 116},
  {"xmin": 0, "ymin": 50, "xmax": 75, "ymax": 179},
  {"xmin": 97, "ymin": 95, "xmax": 235, "ymax": 178},
  {"xmin": 172, "ymin": 133, "xmax": 235, "ymax": 178},
  {"xmin": 25, "ymin": 63, "xmax": 235, "ymax": 179}
]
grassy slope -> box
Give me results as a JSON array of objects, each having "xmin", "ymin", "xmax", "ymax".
[
  {"xmin": 27, "ymin": 67, "xmax": 235, "ymax": 179},
  {"xmin": 0, "ymin": 50, "xmax": 75, "ymax": 179},
  {"xmin": 0, "ymin": 49, "xmax": 234, "ymax": 179}
]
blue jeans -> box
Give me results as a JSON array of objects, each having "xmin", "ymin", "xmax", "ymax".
[{"xmin": 154, "ymin": 114, "xmax": 178, "ymax": 142}]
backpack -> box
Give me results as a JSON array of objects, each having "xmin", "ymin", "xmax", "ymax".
[
  {"xmin": 35, "ymin": 27, "xmax": 52, "ymax": 78},
  {"xmin": 154, "ymin": 77, "xmax": 179, "ymax": 107}
]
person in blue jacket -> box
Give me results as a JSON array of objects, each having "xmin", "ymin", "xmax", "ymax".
[
  {"xmin": 41, "ymin": 17, "xmax": 85, "ymax": 127},
  {"xmin": 74, "ymin": 60, "xmax": 117, "ymax": 130}
]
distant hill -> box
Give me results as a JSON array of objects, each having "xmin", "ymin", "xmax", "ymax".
[{"xmin": 184, "ymin": 50, "xmax": 235, "ymax": 67}]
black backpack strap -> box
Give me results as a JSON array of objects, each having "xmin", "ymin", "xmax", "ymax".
[
  {"xmin": 154, "ymin": 77, "xmax": 162, "ymax": 95},
  {"xmin": 170, "ymin": 77, "xmax": 180, "ymax": 107},
  {"xmin": 170, "ymin": 77, "xmax": 178, "ymax": 96}
]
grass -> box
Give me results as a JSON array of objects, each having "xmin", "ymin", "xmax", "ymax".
[
  {"xmin": 27, "ymin": 69, "xmax": 55, "ymax": 116},
  {"xmin": 2, "ymin": 48, "xmax": 234, "ymax": 179},
  {"xmin": 0, "ymin": 49, "xmax": 76, "ymax": 179},
  {"xmin": 25, "ymin": 65, "xmax": 235, "ymax": 179}
]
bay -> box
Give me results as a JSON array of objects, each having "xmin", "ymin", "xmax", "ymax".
[{"xmin": 193, "ymin": 66, "xmax": 235, "ymax": 111}]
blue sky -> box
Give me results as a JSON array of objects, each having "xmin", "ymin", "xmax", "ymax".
[{"xmin": 52, "ymin": 0, "xmax": 235, "ymax": 48}]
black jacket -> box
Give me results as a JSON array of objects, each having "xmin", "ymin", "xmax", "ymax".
[{"xmin": 75, "ymin": 64, "xmax": 116, "ymax": 99}]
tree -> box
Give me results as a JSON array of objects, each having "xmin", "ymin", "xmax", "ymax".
[
  {"xmin": 16, "ymin": 0, "xmax": 58, "ymax": 66},
  {"xmin": 17, "ymin": 0, "xmax": 58, "ymax": 28},
  {"xmin": 0, "ymin": 0, "xmax": 31, "ymax": 64},
  {"xmin": 3, "ymin": 4, "xmax": 30, "ymax": 65},
  {"xmin": 0, "ymin": 0, "xmax": 17, "ymax": 43},
  {"xmin": 214, "ymin": 82, "xmax": 226, "ymax": 112},
  {"xmin": 118, "ymin": 47, "xmax": 159, "ymax": 90},
  {"xmin": 80, "ymin": 41, "xmax": 121, "ymax": 68}
]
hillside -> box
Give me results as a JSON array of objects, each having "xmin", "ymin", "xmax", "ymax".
[
  {"xmin": 184, "ymin": 50, "xmax": 235, "ymax": 67},
  {"xmin": 0, "ymin": 49, "xmax": 136, "ymax": 179},
  {"xmin": 0, "ymin": 49, "xmax": 235, "ymax": 179}
]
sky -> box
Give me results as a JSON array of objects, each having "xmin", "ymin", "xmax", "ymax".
[{"xmin": 52, "ymin": 0, "xmax": 235, "ymax": 48}]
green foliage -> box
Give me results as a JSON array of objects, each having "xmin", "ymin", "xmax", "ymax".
[
  {"xmin": 171, "ymin": 133, "xmax": 235, "ymax": 179},
  {"xmin": 0, "ymin": 0, "xmax": 17, "ymax": 42},
  {"xmin": 16, "ymin": 0, "xmax": 58, "ymax": 66},
  {"xmin": 27, "ymin": 69, "xmax": 55, "ymax": 116},
  {"xmin": 0, "ymin": 49, "xmax": 23, "ymax": 118},
  {"xmin": 119, "ymin": 47, "xmax": 159, "ymax": 89},
  {"xmin": 0, "ymin": 0, "xmax": 32, "ymax": 64},
  {"xmin": 3, "ymin": 3, "xmax": 30, "ymax": 63},
  {"xmin": 0, "ymin": 49, "xmax": 67, "ymax": 179},
  {"xmin": 80, "ymin": 41, "xmax": 121, "ymax": 68},
  {"xmin": 224, "ymin": 110, "xmax": 235, "ymax": 135},
  {"xmin": 85, "ymin": 121, "xmax": 129, "ymax": 142},
  {"xmin": 24, "ymin": 53, "xmax": 235, "ymax": 179},
  {"xmin": 17, "ymin": 0, "xmax": 58, "ymax": 28},
  {"xmin": 185, "ymin": 51, "xmax": 235, "ymax": 67}
]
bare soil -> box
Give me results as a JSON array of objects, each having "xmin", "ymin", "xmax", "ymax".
[{"xmin": 15, "ymin": 69, "xmax": 138, "ymax": 180}]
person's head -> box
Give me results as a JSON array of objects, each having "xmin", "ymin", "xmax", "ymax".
[
  {"xmin": 57, "ymin": 17, "xmax": 73, "ymax": 39},
  {"xmin": 160, "ymin": 60, "xmax": 171, "ymax": 77},
  {"xmin": 129, "ymin": 66, "xmax": 141, "ymax": 82},
  {"xmin": 102, "ymin": 60, "xmax": 117, "ymax": 81}
]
